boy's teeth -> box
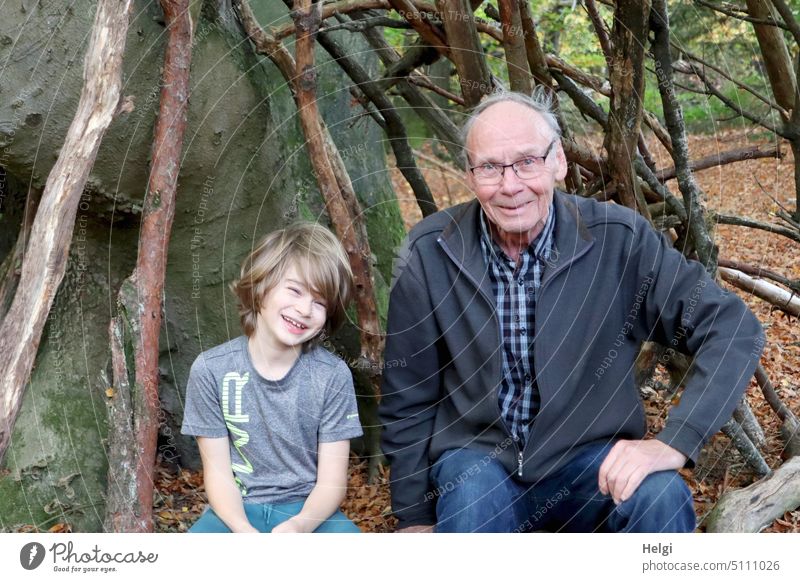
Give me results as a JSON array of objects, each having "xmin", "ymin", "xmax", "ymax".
[{"xmin": 283, "ymin": 315, "xmax": 306, "ymax": 329}]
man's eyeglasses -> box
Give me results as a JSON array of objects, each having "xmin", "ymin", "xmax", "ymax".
[{"xmin": 469, "ymin": 140, "xmax": 557, "ymax": 185}]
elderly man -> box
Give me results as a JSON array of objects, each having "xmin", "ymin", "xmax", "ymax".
[{"xmin": 380, "ymin": 91, "xmax": 764, "ymax": 533}]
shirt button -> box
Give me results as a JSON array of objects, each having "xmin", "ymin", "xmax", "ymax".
[
  {"xmin": 518, "ymin": 279, "xmax": 524, "ymax": 286},
  {"xmin": 525, "ymin": 374, "xmax": 532, "ymax": 382},
  {"xmin": 520, "ymin": 328, "xmax": 526, "ymax": 334},
  {"xmin": 514, "ymin": 314, "xmax": 521, "ymax": 322}
]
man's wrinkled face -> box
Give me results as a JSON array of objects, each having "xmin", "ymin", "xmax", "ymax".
[{"xmin": 465, "ymin": 102, "xmax": 567, "ymax": 242}]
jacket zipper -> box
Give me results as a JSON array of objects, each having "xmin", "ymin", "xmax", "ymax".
[
  {"xmin": 437, "ymin": 236, "xmax": 524, "ymax": 476},
  {"xmin": 526, "ymin": 240, "xmax": 595, "ymax": 448}
]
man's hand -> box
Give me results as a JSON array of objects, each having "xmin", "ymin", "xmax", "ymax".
[
  {"xmin": 395, "ymin": 525, "xmax": 435, "ymax": 533},
  {"xmin": 598, "ymin": 439, "xmax": 687, "ymax": 505}
]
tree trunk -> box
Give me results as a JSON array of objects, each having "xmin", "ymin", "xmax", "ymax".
[
  {"xmin": 603, "ymin": 0, "xmax": 652, "ymax": 219},
  {"xmin": 650, "ymin": 0, "xmax": 717, "ymax": 270},
  {"xmin": 745, "ymin": 0, "xmax": 800, "ymax": 219},
  {"xmin": 434, "ymin": 0, "xmax": 493, "ymax": 107},
  {"xmin": 497, "ymin": 0, "xmax": 532, "ymax": 94}
]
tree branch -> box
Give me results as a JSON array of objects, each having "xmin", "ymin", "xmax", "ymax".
[
  {"xmin": 584, "ymin": 0, "xmax": 613, "ymax": 66},
  {"xmin": 434, "ymin": 0, "xmax": 492, "ymax": 106},
  {"xmin": 375, "ymin": 42, "xmax": 440, "ymax": 93},
  {"xmin": 497, "ymin": 0, "xmax": 532, "ymax": 93},
  {"xmin": 718, "ymin": 258, "xmax": 800, "ymax": 295},
  {"xmin": 314, "ymin": 30, "xmax": 438, "ymax": 216},
  {"xmin": 674, "ymin": 60, "xmax": 787, "ymax": 138},
  {"xmin": 322, "ymin": 14, "xmax": 411, "ymax": 34},
  {"xmin": 236, "ymin": 0, "xmax": 384, "ymax": 389},
  {"xmin": 355, "ymin": 17, "xmax": 465, "ymax": 165},
  {"xmin": 755, "ymin": 362, "xmax": 800, "ymax": 458},
  {"xmin": 604, "ymin": 0, "xmax": 652, "ymax": 218},
  {"xmin": 721, "ymin": 417, "xmax": 772, "ymax": 477},
  {"xmin": 655, "ymin": 143, "xmax": 784, "ymax": 182},
  {"xmin": 674, "ymin": 44, "xmax": 788, "ymax": 117},
  {"xmin": 714, "ymin": 213, "xmax": 800, "ymax": 244},
  {"xmin": 0, "ymin": 0, "xmax": 133, "ymax": 463},
  {"xmin": 706, "ymin": 456, "xmax": 800, "ymax": 532},
  {"xmin": 104, "ymin": 0, "xmax": 193, "ymax": 533},
  {"xmin": 768, "ymin": 0, "xmax": 800, "ymax": 46},
  {"xmin": 719, "ymin": 266, "xmax": 800, "ymax": 317},
  {"xmin": 694, "ymin": 0, "xmax": 790, "ymax": 30},
  {"xmin": 389, "ymin": 0, "xmax": 450, "ymax": 56},
  {"xmin": 274, "ymin": 0, "xmax": 391, "ymax": 40},
  {"xmin": 407, "ymin": 73, "xmax": 466, "ymax": 105}
]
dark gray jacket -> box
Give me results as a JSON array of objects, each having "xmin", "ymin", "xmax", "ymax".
[{"xmin": 380, "ymin": 191, "xmax": 764, "ymax": 528}]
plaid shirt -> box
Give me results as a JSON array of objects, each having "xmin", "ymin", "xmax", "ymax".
[{"xmin": 479, "ymin": 205, "xmax": 555, "ymax": 450}]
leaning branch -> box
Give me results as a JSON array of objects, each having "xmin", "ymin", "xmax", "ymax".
[
  {"xmin": 655, "ymin": 144, "xmax": 784, "ymax": 182},
  {"xmin": 497, "ymin": 0, "xmax": 532, "ymax": 93},
  {"xmin": 389, "ymin": 0, "xmax": 450, "ymax": 56},
  {"xmin": 719, "ymin": 267, "xmax": 800, "ymax": 317},
  {"xmin": 755, "ymin": 364, "xmax": 800, "ymax": 457},
  {"xmin": 433, "ymin": 0, "xmax": 492, "ymax": 106},
  {"xmin": 718, "ymin": 258, "xmax": 800, "ymax": 295},
  {"xmin": 0, "ymin": 0, "xmax": 133, "ymax": 463},
  {"xmin": 675, "ymin": 43, "xmax": 787, "ymax": 116},
  {"xmin": 767, "ymin": 0, "xmax": 800, "ymax": 46},
  {"xmin": 236, "ymin": 0, "xmax": 384, "ymax": 385},
  {"xmin": 714, "ymin": 213, "xmax": 800, "ymax": 244},
  {"xmin": 104, "ymin": 0, "xmax": 193, "ymax": 533},
  {"xmin": 355, "ymin": 18, "xmax": 465, "ymax": 165},
  {"xmin": 674, "ymin": 60, "xmax": 786, "ymax": 138},
  {"xmin": 694, "ymin": 0, "xmax": 790, "ymax": 30},
  {"xmin": 315, "ymin": 29, "xmax": 438, "ymax": 216},
  {"xmin": 603, "ymin": 0, "xmax": 652, "ymax": 217}
]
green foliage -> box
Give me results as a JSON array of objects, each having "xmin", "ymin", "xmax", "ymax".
[{"xmin": 378, "ymin": 1, "xmax": 789, "ymax": 136}]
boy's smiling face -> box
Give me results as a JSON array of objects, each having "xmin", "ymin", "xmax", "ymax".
[{"xmin": 254, "ymin": 263, "xmax": 327, "ymax": 353}]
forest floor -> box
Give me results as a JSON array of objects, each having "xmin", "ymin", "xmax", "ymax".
[{"xmin": 150, "ymin": 129, "xmax": 799, "ymax": 534}]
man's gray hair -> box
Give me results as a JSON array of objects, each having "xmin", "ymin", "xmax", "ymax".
[{"xmin": 460, "ymin": 87, "xmax": 561, "ymax": 167}]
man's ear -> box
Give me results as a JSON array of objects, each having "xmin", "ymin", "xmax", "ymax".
[
  {"xmin": 554, "ymin": 142, "xmax": 568, "ymax": 182},
  {"xmin": 465, "ymin": 167, "xmax": 476, "ymax": 192}
]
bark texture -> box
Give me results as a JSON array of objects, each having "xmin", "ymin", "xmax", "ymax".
[
  {"xmin": 104, "ymin": 0, "xmax": 193, "ymax": 533},
  {"xmin": 0, "ymin": 0, "xmax": 133, "ymax": 463}
]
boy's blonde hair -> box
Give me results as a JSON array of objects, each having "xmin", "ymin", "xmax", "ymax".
[{"xmin": 231, "ymin": 222, "xmax": 354, "ymax": 344}]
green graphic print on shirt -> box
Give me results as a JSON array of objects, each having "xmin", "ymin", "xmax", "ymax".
[{"xmin": 222, "ymin": 371, "xmax": 253, "ymax": 495}]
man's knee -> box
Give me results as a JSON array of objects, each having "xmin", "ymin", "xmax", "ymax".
[
  {"xmin": 431, "ymin": 448, "xmax": 524, "ymax": 532},
  {"xmin": 431, "ymin": 448, "xmax": 511, "ymax": 500}
]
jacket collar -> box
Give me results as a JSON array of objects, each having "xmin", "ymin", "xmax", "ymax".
[{"xmin": 438, "ymin": 190, "xmax": 594, "ymax": 291}]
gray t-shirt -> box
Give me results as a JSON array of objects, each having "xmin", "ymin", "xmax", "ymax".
[{"xmin": 181, "ymin": 336, "xmax": 363, "ymax": 504}]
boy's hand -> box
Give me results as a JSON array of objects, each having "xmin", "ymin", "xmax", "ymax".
[
  {"xmin": 395, "ymin": 525, "xmax": 434, "ymax": 533},
  {"xmin": 272, "ymin": 517, "xmax": 308, "ymax": 533}
]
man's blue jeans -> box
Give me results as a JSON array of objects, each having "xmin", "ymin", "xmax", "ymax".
[
  {"xmin": 189, "ymin": 501, "xmax": 360, "ymax": 533},
  {"xmin": 431, "ymin": 441, "xmax": 696, "ymax": 533}
]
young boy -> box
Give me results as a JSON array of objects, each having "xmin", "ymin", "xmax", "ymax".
[{"xmin": 181, "ymin": 222, "xmax": 363, "ymax": 533}]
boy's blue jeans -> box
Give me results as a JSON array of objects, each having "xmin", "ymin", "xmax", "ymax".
[
  {"xmin": 189, "ymin": 500, "xmax": 360, "ymax": 533},
  {"xmin": 431, "ymin": 441, "xmax": 696, "ymax": 533}
]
